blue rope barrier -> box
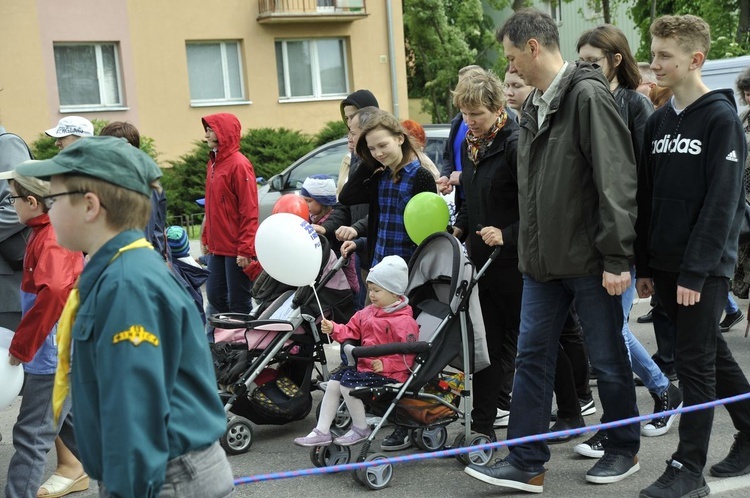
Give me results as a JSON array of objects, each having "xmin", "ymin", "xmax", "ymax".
[{"xmin": 233, "ymin": 390, "xmax": 750, "ymax": 486}]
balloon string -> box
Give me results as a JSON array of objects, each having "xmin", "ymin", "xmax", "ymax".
[{"xmin": 311, "ymin": 284, "xmax": 325, "ymax": 321}]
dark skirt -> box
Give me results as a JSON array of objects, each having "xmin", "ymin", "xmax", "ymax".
[{"xmin": 331, "ymin": 368, "xmax": 398, "ymax": 388}]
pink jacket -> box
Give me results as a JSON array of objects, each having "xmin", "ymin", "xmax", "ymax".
[{"xmin": 330, "ymin": 301, "xmax": 418, "ymax": 382}]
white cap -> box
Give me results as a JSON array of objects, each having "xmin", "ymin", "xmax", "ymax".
[
  {"xmin": 45, "ymin": 116, "xmax": 94, "ymax": 138},
  {"xmin": 367, "ymin": 255, "xmax": 409, "ymax": 296}
]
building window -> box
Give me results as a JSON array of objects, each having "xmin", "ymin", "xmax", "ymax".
[
  {"xmin": 186, "ymin": 41, "xmax": 245, "ymax": 104},
  {"xmin": 54, "ymin": 43, "xmax": 123, "ymax": 109},
  {"xmin": 549, "ymin": 1, "xmax": 562, "ymax": 24},
  {"xmin": 275, "ymin": 39, "xmax": 349, "ymax": 101}
]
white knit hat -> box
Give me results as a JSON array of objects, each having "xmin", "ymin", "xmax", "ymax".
[{"xmin": 367, "ymin": 255, "xmax": 409, "ymax": 296}]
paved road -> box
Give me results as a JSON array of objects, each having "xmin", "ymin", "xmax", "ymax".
[{"xmin": 2, "ymin": 298, "xmax": 750, "ymax": 497}]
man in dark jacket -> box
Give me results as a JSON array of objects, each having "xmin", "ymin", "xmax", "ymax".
[{"xmin": 464, "ymin": 8, "xmax": 640, "ymax": 493}]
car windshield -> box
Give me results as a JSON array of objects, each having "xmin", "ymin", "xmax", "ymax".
[{"xmin": 287, "ymin": 142, "xmax": 348, "ymax": 189}]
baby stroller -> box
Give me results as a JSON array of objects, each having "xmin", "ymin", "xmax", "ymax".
[
  {"xmin": 307, "ymin": 231, "xmax": 498, "ymax": 489},
  {"xmin": 208, "ymin": 236, "xmax": 356, "ymax": 455}
]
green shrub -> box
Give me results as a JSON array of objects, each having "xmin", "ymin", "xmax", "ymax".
[
  {"xmin": 29, "ymin": 118, "xmax": 159, "ymax": 162},
  {"xmin": 239, "ymin": 127, "xmax": 315, "ymax": 181},
  {"xmin": 161, "ymin": 140, "xmax": 209, "ymax": 221},
  {"xmin": 313, "ymin": 120, "xmax": 348, "ymax": 147}
]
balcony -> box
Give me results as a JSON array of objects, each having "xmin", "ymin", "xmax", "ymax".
[{"xmin": 257, "ymin": 0, "xmax": 367, "ymax": 23}]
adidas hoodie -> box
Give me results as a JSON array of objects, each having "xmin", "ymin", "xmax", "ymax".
[{"xmin": 635, "ymin": 89, "xmax": 748, "ymax": 292}]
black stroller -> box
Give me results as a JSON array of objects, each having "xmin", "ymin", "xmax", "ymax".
[
  {"xmin": 307, "ymin": 232, "xmax": 499, "ymax": 489},
  {"xmin": 208, "ymin": 236, "xmax": 355, "ymax": 454}
]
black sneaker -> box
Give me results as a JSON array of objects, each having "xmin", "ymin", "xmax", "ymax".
[
  {"xmin": 585, "ymin": 453, "xmax": 640, "ymax": 483},
  {"xmin": 551, "ymin": 398, "xmax": 596, "ymax": 421},
  {"xmin": 380, "ymin": 425, "xmax": 411, "ymax": 451},
  {"xmin": 464, "ymin": 458, "xmax": 545, "ymax": 493},
  {"xmin": 720, "ymin": 310, "xmax": 744, "ymax": 332},
  {"xmin": 640, "ymin": 459, "xmax": 709, "ymax": 498},
  {"xmin": 710, "ymin": 432, "xmax": 750, "ymax": 477},
  {"xmin": 637, "ymin": 309, "xmax": 654, "ymax": 323},
  {"xmin": 574, "ymin": 430, "xmax": 608, "ymax": 458},
  {"xmin": 642, "ymin": 383, "xmax": 683, "ymax": 437}
]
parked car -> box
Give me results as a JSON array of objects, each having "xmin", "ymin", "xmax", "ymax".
[{"xmin": 257, "ymin": 124, "xmax": 451, "ymax": 221}]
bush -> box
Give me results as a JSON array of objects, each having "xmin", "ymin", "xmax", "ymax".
[
  {"xmin": 239, "ymin": 127, "xmax": 315, "ymax": 181},
  {"xmin": 29, "ymin": 118, "xmax": 159, "ymax": 161},
  {"xmin": 161, "ymin": 140, "xmax": 209, "ymax": 222},
  {"xmin": 312, "ymin": 120, "xmax": 348, "ymax": 147}
]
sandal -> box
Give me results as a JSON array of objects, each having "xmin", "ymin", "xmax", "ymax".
[{"xmin": 37, "ymin": 473, "xmax": 90, "ymax": 498}]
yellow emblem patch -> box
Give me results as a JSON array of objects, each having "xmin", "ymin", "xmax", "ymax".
[{"xmin": 112, "ymin": 325, "xmax": 159, "ymax": 347}]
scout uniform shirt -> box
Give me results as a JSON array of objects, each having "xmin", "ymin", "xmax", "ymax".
[{"xmin": 70, "ymin": 229, "xmax": 225, "ymax": 497}]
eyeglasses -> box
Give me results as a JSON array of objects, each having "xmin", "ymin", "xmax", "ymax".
[
  {"xmin": 42, "ymin": 191, "xmax": 86, "ymax": 209},
  {"xmin": 8, "ymin": 195, "xmax": 25, "ymax": 205},
  {"xmin": 578, "ymin": 56, "xmax": 605, "ymax": 64}
]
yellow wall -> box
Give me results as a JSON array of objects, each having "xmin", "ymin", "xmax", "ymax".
[{"xmin": 0, "ymin": 0, "xmax": 407, "ymax": 163}]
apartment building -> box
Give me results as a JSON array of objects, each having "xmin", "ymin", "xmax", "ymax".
[{"xmin": 0, "ymin": 0, "xmax": 407, "ymax": 162}]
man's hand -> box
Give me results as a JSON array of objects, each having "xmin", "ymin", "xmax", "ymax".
[
  {"xmin": 677, "ymin": 286, "xmax": 701, "ymax": 306},
  {"xmin": 450, "ymin": 226, "xmax": 464, "ymax": 239},
  {"xmin": 437, "ymin": 176, "xmax": 453, "ymax": 195},
  {"xmin": 335, "ymin": 226, "xmax": 357, "ymax": 241},
  {"xmin": 9, "ymin": 354, "xmax": 21, "ymax": 366},
  {"xmin": 602, "ymin": 270, "xmax": 631, "ymax": 296},
  {"xmin": 320, "ymin": 318, "xmax": 333, "ymax": 334},
  {"xmin": 371, "ymin": 359, "xmax": 383, "ymax": 373},
  {"xmin": 448, "ymin": 171, "xmax": 461, "ymax": 186},
  {"xmin": 478, "ymin": 226, "xmax": 504, "ymax": 247},
  {"xmin": 636, "ymin": 278, "xmax": 654, "ymax": 298}
]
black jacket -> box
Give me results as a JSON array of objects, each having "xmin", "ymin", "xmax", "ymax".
[
  {"xmin": 635, "ymin": 89, "xmax": 747, "ymax": 291},
  {"xmin": 455, "ymin": 118, "xmax": 520, "ymax": 268}
]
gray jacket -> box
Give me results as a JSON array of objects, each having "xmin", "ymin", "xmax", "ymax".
[
  {"xmin": 0, "ymin": 126, "xmax": 33, "ymax": 317},
  {"xmin": 516, "ymin": 63, "xmax": 637, "ymax": 281}
]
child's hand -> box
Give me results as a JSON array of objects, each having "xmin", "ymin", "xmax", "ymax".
[
  {"xmin": 8, "ymin": 354, "xmax": 21, "ymax": 366},
  {"xmin": 320, "ymin": 318, "xmax": 333, "ymax": 334},
  {"xmin": 371, "ymin": 359, "xmax": 383, "ymax": 373}
]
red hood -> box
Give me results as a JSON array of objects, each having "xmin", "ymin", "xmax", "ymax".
[{"xmin": 202, "ymin": 113, "xmax": 242, "ymax": 161}]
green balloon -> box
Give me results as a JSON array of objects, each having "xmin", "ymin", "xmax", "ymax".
[{"xmin": 403, "ymin": 192, "xmax": 450, "ymax": 245}]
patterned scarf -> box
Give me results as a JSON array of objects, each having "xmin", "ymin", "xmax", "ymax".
[
  {"xmin": 465, "ymin": 110, "xmax": 508, "ymax": 165},
  {"xmin": 52, "ymin": 237, "xmax": 153, "ymax": 425}
]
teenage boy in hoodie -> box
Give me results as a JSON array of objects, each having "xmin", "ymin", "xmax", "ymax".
[
  {"xmin": 635, "ymin": 15, "xmax": 750, "ymax": 498},
  {"xmin": 201, "ymin": 113, "xmax": 259, "ymax": 316}
]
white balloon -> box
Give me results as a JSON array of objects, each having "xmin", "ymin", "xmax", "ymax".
[
  {"xmin": 0, "ymin": 346, "xmax": 24, "ymax": 411},
  {"xmin": 255, "ymin": 213, "xmax": 323, "ymax": 287},
  {"xmin": 0, "ymin": 327, "xmax": 13, "ymax": 350}
]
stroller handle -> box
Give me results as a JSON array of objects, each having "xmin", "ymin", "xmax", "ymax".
[{"xmin": 352, "ymin": 341, "xmax": 431, "ymax": 359}]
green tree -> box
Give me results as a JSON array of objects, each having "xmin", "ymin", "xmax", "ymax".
[
  {"xmin": 312, "ymin": 120, "xmax": 348, "ymax": 147},
  {"xmin": 630, "ymin": 0, "xmax": 750, "ymax": 60}
]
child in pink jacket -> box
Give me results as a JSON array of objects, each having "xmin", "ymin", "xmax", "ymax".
[{"xmin": 294, "ymin": 255, "xmax": 418, "ymax": 447}]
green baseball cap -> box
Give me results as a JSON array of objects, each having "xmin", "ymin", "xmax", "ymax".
[{"xmin": 15, "ymin": 136, "xmax": 162, "ymax": 197}]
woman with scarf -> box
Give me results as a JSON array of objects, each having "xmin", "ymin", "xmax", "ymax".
[{"xmin": 450, "ymin": 68, "xmax": 522, "ymax": 439}]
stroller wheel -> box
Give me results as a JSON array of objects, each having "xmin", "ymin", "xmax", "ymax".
[
  {"xmin": 315, "ymin": 443, "xmax": 351, "ymax": 467},
  {"xmin": 453, "ymin": 432, "xmax": 493, "ymax": 466},
  {"xmin": 220, "ymin": 416, "xmax": 253, "ymax": 455},
  {"xmin": 316, "ymin": 398, "xmax": 352, "ymax": 431},
  {"xmin": 413, "ymin": 426, "xmax": 448, "ymax": 451},
  {"xmin": 355, "ymin": 453, "xmax": 393, "ymax": 490}
]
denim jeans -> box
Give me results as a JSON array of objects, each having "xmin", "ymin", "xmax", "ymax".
[
  {"xmin": 653, "ymin": 271, "xmax": 750, "ymax": 472},
  {"xmin": 622, "ymin": 268, "xmax": 669, "ymax": 395},
  {"xmin": 725, "ymin": 294, "xmax": 739, "ymax": 314},
  {"xmin": 506, "ymin": 274, "xmax": 640, "ymax": 472},
  {"xmin": 98, "ymin": 442, "xmax": 233, "ymax": 498},
  {"xmin": 5, "ymin": 374, "xmax": 78, "ymax": 498},
  {"xmin": 206, "ymin": 255, "xmax": 253, "ymax": 315}
]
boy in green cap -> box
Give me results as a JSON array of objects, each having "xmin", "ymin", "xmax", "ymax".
[{"xmin": 17, "ymin": 136, "xmax": 234, "ymax": 498}]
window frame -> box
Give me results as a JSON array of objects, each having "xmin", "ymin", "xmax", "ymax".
[
  {"xmin": 275, "ymin": 38, "xmax": 350, "ymax": 102},
  {"xmin": 186, "ymin": 40, "xmax": 250, "ymax": 107},
  {"xmin": 53, "ymin": 42, "xmax": 127, "ymax": 113}
]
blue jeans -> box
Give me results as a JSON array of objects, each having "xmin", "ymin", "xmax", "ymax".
[
  {"xmin": 5, "ymin": 374, "xmax": 78, "ymax": 498},
  {"xmin": 206, "ymin": 254, "xmax": 253, "ymax": 315},
  {"xmin": 725, "ymin": 294, "xmax": 739, "ymax": 314},
  {"xmin": 507, "ymin": 274, "xmax": 640, "ymax": 472},
  {"xmin": 622, "ymin": 268, "xmax": 669, "ymax": 395}
]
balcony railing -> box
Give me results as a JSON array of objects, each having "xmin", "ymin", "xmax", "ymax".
[{"xmin": 258, "ymin": 0, "xmax": 367, "ymax": 23}]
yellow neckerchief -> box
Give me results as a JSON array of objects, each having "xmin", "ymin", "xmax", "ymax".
[{"xmin": 52, "ymin": 237, "xmax": 153, "ymax": 425}]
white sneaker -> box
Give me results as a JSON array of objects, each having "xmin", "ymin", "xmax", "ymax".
[{"xmin": 494, "ymin": 408, "xmax": 510, "ymax": 428}]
